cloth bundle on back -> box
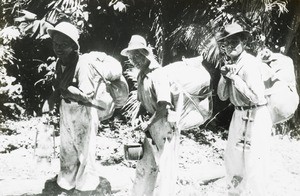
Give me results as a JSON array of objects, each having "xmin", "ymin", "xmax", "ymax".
[
  {"xmin": 121, "ymin": 34, "xmax": 212, "ymax": 196},
  {"xmin": 216, "ymin": 22, "xmax": 273, "ymax": 196},
  {"xmin": 150, "ymin": 56, "xmax": 212, "ymax": 195},
  {"xmin": 43, "ymin": 21, "xmax": 125, "ymax": 195},
  {"xmin": 160, "ymin": 56, "xmax": 212, "ymax": 130},
  {"xmin": 258, "ymin": 48, "xmax": 299, "ymax": 124},
  {"xmin": 79, "ymin": 51, "xmax": 129, "ymax": 121}
]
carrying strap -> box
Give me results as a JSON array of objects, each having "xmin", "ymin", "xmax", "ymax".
[
  {"xmin": 89, "ymin": 62, "xmax": 111, "ymax": 99},
  {"xmin": 172, "ymin": 79, "xmax": 212, "ymax": 117},
  {"xmin": 190, "ymin": 87, "xmax": 213, "ymax": 100}
]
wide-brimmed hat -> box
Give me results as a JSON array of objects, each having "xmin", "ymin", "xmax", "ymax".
[
  {"xmin": 47, "ymin": 22, "xmax": 79, "ymax": 49},
  {"xmin": 217, "ymin": 23, "xmax": 250, "ymax": 42},
  {"xmin": 121, "ymin": 35, "xmax": 152, "ymax": 56}
]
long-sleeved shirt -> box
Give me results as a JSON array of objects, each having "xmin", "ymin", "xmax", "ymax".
[
  {"xmin": 217, "ymin": 51, "xmax": 267, "ymax": 107},
  {"xmin": 137, "ymin": 60, "xmax": 172, "ymax": 114}
]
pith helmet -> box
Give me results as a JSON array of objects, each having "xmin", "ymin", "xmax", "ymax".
[{"xmin": 47, "ymin": 22, "xmax": 80, "ymax": 49}]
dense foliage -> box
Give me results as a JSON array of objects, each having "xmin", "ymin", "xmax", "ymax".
[{"xmin": 0, "ymin": 0, "xmax": 299, "ymax": 135}]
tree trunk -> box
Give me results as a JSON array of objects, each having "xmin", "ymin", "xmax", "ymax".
[
  {"xmin": 284, "ymin": 1, "xmax": 300, "ymax": 55},
  {"xmin": 285, "ymin": 1, "xmax": 300, "ymax": 122}
]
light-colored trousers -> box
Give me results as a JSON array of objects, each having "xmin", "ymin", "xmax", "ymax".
[
  {"xmin": 225, "ymin": 106, "xmax": 272, "ymax": 196},
  {"xmin": 57, "ymin": 100, "xmax": 100, "ymax": 191},
  {"xmin": 131, "ymin": 117, "xmax": 179, "ymax": 196}
]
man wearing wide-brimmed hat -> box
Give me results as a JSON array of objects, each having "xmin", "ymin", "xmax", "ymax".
[
  {"xmin": 216, "ymin": 23, "xmax": 272, "ymax": 196},
  {"xmin": 121, "ymin": 35, "xmax": 178, "ymax": 196},
  {"xmin": 42, "ymin": 21, "xmax": 110, "ymax": 195}
]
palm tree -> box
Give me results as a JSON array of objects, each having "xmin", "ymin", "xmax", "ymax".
[
  {"xmin": 1, "ymin": 0, "xmax": 299, "ymax": 132},
  {"xmin": 123, "ymin": 0, "xmax": 298, "ymax": 130}
]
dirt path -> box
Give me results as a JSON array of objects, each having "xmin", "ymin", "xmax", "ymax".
[
  {"xmin": 267, "ymin": 135, "xmax": 300, "ymax": 196},
  {"xmin": 191, "ymin": 135, "xmax": 300, "ymax": 196},
  {"xmin": 0, "ymin": 126, "xmax": 299, "ymax": 195}
]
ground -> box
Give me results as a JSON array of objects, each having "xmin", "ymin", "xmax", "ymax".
[{"xmin": 0, "ymin": 117, "xmax": 300, "ymax": 196}]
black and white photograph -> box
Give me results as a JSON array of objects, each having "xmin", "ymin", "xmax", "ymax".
[{"xmin": 0, "ymin": 0, "xmax": 300, "ymax": 195}]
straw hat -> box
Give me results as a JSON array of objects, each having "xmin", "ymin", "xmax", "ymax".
[
  {"xmin": 47, "ymin": 22, "xmax": 80, "ymax": 49},
  {"xmin": 121, "ymin": 35, "xmax": 152, "ymax": 56},
  {"xmin": 217, "ymin": 23, "xmax": 250, "ymax": 42}
]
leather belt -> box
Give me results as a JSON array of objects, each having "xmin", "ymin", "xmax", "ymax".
[{"xmin": 235, "ymin": 104, "xmax": 266, "ymax": 110}]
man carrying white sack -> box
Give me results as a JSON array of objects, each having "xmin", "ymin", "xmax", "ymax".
[
  {"xmin": 216, "ymin": 22, "xmax": 273, "ymax": 196},
  {"xmin": 42, "ymin": 21, "xmax": 112, "ymax": 196},
  {"xmin": 121, "ymin": 35, "xmax": 179, "ymax": 196}
]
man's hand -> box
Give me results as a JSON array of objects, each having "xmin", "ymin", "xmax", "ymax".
[
  {"xmin": 220, "ymin": 64, "xmax": 237, "ymax": 80},
  {"xmin": 140, "ymin": 120, "xmax": 150, "ymax": 131},
  {"xmin": 81, "ymin": 92, "xmax": 95, "ymax": 104},
  {"xmin": 63, "ymin": 86, "xmax": 94, "ymax": 104}
]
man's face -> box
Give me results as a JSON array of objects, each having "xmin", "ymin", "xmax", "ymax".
[
  {"xmin": 221, "ymin": 35, "xmax": 244, "ymax": 60},
  {"xmin": 127, "ymin": 50, "xmax": 148, "ymax": 69},
  {"xmin": 52, "ymin": 32, "xmax": 75, "ymax": 61}
]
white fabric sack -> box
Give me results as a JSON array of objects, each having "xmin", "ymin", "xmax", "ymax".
[
  {"xmin": 81, "ymin": 51, "xmax": 122, "ymax": 81},
  {"xmin": 79, "ymin": 52, "xmax": 129, "ymax": 121},
  {"xmin": 161, "ymin": 56, "xmax": 212, "ymax": 130},
  {"xmin": 260, "ymin": 53, "xmax": 299, "ymax": 124},
  {"xmin": 266, "ymin": 81, "xmax": 299, "ymax": 124},
  {"xmin": 153, "ymin": 135, "xmax": 179, "ymax": 196},
  {"xmin": 108, "ymin": 75, "xmax": 129, "ymax": 108}
]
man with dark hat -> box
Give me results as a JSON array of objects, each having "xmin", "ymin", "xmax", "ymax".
[{"xmin": 216, "ymin": 23, "xmax": 273, "ymax": 196}]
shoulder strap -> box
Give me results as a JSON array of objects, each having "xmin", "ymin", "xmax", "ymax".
[
  {"xmin": 91, "ymin": 64, "xmax": 111, "ymax": 99},
  {"xmin": 172, "ymin": 79, "xmax": 211, "ymax": 117}
]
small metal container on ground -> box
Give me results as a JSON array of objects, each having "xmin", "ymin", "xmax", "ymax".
[{"xmin": 124, "ymin": 142, "xmax": 144, "ymax": 160}]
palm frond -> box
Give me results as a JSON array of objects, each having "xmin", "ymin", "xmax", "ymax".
[
  {"xmin": 45, "ymin": 0, "xmax": 82, "ymax": 25},
  {"xmin": 122, "ymin": 90, "xmax": 141, "ymax": 124},
  {"xmin": 0, "ymin": 45, "xmax": 15, "ymax": 65},
  {"xmin": 151, "ymin": 0, "xmax": 165, "ymax": 64},
  {"xmin": 170, "ymin": 10, "xmax": 227, "ymax": 66},
  {"xmin": 122, "ymin": 64, "xmax": 140, "ymax": 123},
  {"xmin": 169, "ymin": 0, "xmax": 288, "ymax": 67}
]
